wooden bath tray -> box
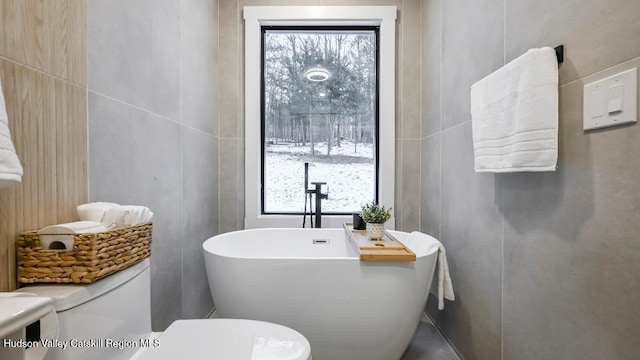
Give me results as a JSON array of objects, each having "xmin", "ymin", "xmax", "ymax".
[{"xmin": 343, "ymin": 223, "xmax": 416, "ymax": 262}]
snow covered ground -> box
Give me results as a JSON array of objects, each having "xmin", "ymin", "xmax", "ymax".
[{"xmin": 264, "ymin": 141, "xmax": 375, "ymax": 213}]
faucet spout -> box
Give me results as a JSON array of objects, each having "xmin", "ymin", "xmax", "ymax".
[{"xmin": 308, "ymin": 182, "xmax": 327, "ymax": 228}]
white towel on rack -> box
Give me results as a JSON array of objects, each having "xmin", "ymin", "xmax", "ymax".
[
  {"xmin": 471, "ymin": 47, "xmax": 559, "ymax": 172},
  {"xmin": 408, "ymin": 231, "xmax": 455, "ymax": 310},
  {"xmin": 0, "ymin": 76, "xmax": 23, "ymax": 188}
]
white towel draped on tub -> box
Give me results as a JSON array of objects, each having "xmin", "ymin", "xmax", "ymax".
[
  {"xmin": 0, "ymin": 76, "xmax": 23, "ymax": 188},
  {"xmin": 471, "ymin": 47, "xmax": 559, "ymax": 172},
  {"xmin": 408, "ymin": 231, "xmax": 455, "ymax": 310}
]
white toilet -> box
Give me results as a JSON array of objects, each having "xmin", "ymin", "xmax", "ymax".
[{"xmin": 18, "ymin": 259, "xmax": 311, "ymax": 360}]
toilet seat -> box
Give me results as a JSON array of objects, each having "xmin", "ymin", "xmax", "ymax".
[{"xmin": 137, "ymin": 319, "xmax": 311, "ymax": 360}]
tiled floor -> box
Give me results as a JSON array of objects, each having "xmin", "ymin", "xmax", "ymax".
[
  {"xmin": 401, "ymin": 314, "xmax": 461, "ymax": 360},
  {"xmin": 210, "ymin": 311, "xmax": 460, "ymax": 359}
]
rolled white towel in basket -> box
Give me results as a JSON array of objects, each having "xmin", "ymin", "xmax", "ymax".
[
  {"xmin": 78, "ymin": 202, "xmax": 154, "ymax": 229},
  {"xmin": 38, "ymin": 221, "xmax": 107, "ymax": 250},
  {"xmin": 121, "ymin": 205, "xmax": 153, "ymax": 224},
  {"xmin": 77, "ymin": 202, "xmax": 119, "ymax": 222},
  {"xmin": 102, "ymin": 205, "xmax": 154, "ymax": 229}
]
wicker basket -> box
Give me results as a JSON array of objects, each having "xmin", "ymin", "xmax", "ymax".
[{"xmin": 17, "ymin": 223, "xmax": 152, "ymax": 284}]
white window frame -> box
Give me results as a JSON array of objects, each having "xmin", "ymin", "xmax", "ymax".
[{"xmin": 244, "ymin": 6, "xmax": 396, "ymax": 229}]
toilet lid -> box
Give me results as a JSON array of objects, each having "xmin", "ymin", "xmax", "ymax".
[{"xmin": 137, "ymin": 319, "xmax": 311, "ymax": 360}]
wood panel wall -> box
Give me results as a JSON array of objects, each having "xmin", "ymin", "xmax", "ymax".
[{"xmin": 0, "ymin": 0, "xmax": 87, "ymax": 291}]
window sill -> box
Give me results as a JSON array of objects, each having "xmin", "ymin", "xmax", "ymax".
[{"xmin": 245, "ymin": 214, "xmax": 395, "ymax": 230}]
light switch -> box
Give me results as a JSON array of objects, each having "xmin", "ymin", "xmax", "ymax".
[
  {"xmin": 591, "ymin": 89, "xmax": 606, "ymax": 118},
  {"xmin": 583, "ymin": 68, "xmax": 637, "ymax": 130},
  {"xmin": 607, "ymin": 84, "xmax": 623, "ymax": 113}
]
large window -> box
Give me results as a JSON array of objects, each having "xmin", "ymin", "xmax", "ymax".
[
  {"xmin": 262, "ymin": 27, "xmax": 378, "ymax": 214},
  {"xmin": 244, "ymin": 6, "xmax": 396, "ymax": 229}
]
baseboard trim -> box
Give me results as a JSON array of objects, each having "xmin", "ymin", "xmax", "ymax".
[
  {"xmin": 423, "ymin": 311, "xmax": 466, "ymax": 360},
  {"xmin": 206, "ymin": 307, "xmax": 217, "ymax": 319}
]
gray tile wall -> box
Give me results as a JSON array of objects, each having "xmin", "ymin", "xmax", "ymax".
[
  {"xmin": 88, "ymin": 0, "xmax": 218, "ymax": 330},
  {"xmin": 217, "ymin": 0, "xmax": 242, "ymax": 233},
  {"xmin": 83, "ymin": 0, "xmax": 640, "ymax": 351},
  {"xmin": 421, "ymin": 0, "xmax": 640, "ymax": 359},
  {"xmin": 397, "ymin": 0, "xmax": 423, "ymax": 231}
]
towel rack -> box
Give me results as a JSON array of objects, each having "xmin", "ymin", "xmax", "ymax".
[{"xmin": 554, "ymin": 45, "xmax": 564, "ymax": 64}]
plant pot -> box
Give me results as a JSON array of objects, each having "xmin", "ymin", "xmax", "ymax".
[{"xmin": 366, "ymin": 223, "xmax": 385, "ymax": 240}]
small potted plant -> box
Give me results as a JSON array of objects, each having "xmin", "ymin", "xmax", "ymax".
[{"xmin": 360, "ymin": 202, "xmax": 392, "ymax": 240}]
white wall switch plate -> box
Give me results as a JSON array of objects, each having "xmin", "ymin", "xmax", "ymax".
[{"xmin": 583, "ymin": 68, "xmax": 637, "ymax": 131}]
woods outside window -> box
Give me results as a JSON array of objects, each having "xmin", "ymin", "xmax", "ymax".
[{"xmin": 261, "ymin": 27, "xmax": 379, "ymax": 214}]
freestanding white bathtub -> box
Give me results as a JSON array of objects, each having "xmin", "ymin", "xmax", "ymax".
[{"xmin": 203, "ymin": 228, "xmax": 439, "ymax": 360}]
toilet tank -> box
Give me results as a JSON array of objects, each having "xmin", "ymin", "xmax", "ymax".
[{"xmin": 17, "ymin": 259, "xmax": 152, "ymax": 360}]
